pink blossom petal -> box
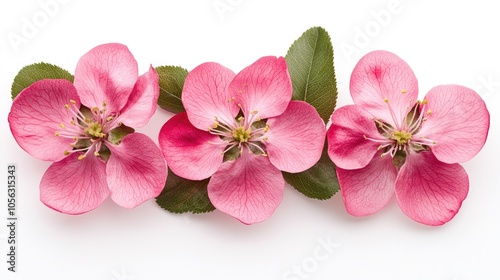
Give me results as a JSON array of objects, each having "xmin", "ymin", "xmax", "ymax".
[
  {"xmin": 230, "ymin": 56, "xmax": 292, "ymax": 120},
  {"xmin": 74, "ymin": 43, "xmax": 138, "ymax": 113},
  {"xmin": 118, "ymin": 66, "xmax": 159, "ymax": 128},
  {"xmin": 106, "ymin": 133, "xmax": 167, "ymax": 208},
  {"xmin": 158, "ymin": 113, "xmax": 225, "ymax": 180},
  {"xmin": 350, "ymin": 50, "xmax": 418, "ymax": 127},
  {"xmin": 265, "ymin": 101, "xmax": 325, "ymax": 173},
  {"xmin": 327, "ymin": 105, "xmax": 384, "ymax": 170},
  {"xmin": 182, "ymin": 62, "xmax": 238, "ymax": 131},
  {"xmin": 337, "ymin": 151, "xmax": 397, "ymax": 216},
  {"xmin": 395, "ymin": 152, "xmax": 469, "ymax": 226},
  {"xmin": 208, "ymin": 152, "xmax": 285, "ymax": 224},
  {"xmin": 40, "ymin": 153, "xmax": 109, "ymax": 214},
  {"xmin": 8, "ymin": 79, "xmax": 81, "ymax": 162},
  {"xmin": 416, "ymin": 85, "xmax": 490, "ymax": 163}
]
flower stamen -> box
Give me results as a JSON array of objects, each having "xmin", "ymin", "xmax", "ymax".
[
  {"xmin": 208, "ymin": 110, "xmax": 271, "ymax": 159},
  {"xmin": 384, "ymin": 97, "xmax": 401, "ymax": 128},
  {"xmin": 58, "ymin": 100, "xmax": 119, "ymax": 160}
]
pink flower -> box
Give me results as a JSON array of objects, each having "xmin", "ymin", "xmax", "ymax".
[
  {"xmin": 327, "ymin": 51, "xmax": 490, "ymax": 225},
  {"xmin": 159, "ymin": 56, "xmax": 325, "ymax": 224},
  {"xmin": 8, "ymin": 43, "xmax": 167, "ymax": 214}
]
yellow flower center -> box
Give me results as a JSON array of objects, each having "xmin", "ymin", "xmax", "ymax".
[
  {"xmin": 391, "ymin": 130, "xmax": 411, "ymax": 145},
  {"xmin": 233, "ymin": 127, "xmax": 252, "ymax": 143},
  {"xmin": 84, "ymin": 122, "xmax": 105, "ymax": 138}
]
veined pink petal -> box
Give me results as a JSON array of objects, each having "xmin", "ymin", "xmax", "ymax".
[
  {"xmin": 207, "ymin": 152, "xmax": 285, "ymax": 224},
  {"xmin": 265, "ymin": 101, "xmax": 325, "ymax": 173},
  {"xmin": 337, "ymin": 151, "xmax": 397, "ymax": 216},
  {"xmin": 230, "ymin": 56, "xmax": 292, "ymax": 120},
  {"xmin": 40, "ymin": 153, "xmax": 109, "ymax": 214},
  {"xmin": 350, "ymin": 50, "xmax": 418, "ymax": 127},
  {"xmin": 395, "ymin": 152, "xmax": 469, "ymax": 226},
  {"xmin": 416, "ymin": 85, "xmax": 490, "ymax": 163},
  {"xmin": 8, "ymin": 79, "xmax": 81, "ymax": 162},
  {"xmin": 118, "ymin": 65, "xmax": 159, "ymax": 128},
  {"xmin": 159, "ymin": 113, "xmax": 225, "ymax": 180},
  {"xmin": 74, "ymin": 43, "xmax": 138, "ymax": 113},
  {"xmin": 182, "ymin": 62, "xmax": 238, "ymax": 131},
  {"xmin": 327, "ymin": 105, "xmax": 384, "ymax": 170},
  {"xmin": 106, "ymin": 133, "xmax": 167, "ymax": 208}
]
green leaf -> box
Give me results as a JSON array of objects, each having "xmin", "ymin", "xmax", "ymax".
[
  {"xmin": 156, "ymin": 66, "xmax": 188, "ymax": 113},
  {"xmin": 11, "ymin": 62, "xmax": 74, "ymax": 100},
  {"xmin": 156, "ymin": 168, "xmax": 215, "ymax": 214},
  {"xmin": 107, "ymin": 124, "xmax": 135, "ymax": 145},
  {"xmin": 285, "ymin": 26, "xmax": 338, "ymax": 123},
  {"xmin": 283, "ymin": 141, "xmax": 339, "ymax": 200}
]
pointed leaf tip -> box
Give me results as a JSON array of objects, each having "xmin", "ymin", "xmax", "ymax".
[{"xmin": 285, "ymin": 26, "xmax": 338, "ymax": 123}]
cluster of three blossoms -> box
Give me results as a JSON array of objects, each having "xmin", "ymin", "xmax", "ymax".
[{"xmin": 9, "ymin": 43, "xmax": 489, "ymax": 225}]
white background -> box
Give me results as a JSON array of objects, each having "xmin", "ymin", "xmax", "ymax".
[{"xmin": 1, "ymin": 1, "xmax": 499, "ymax": 279}]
